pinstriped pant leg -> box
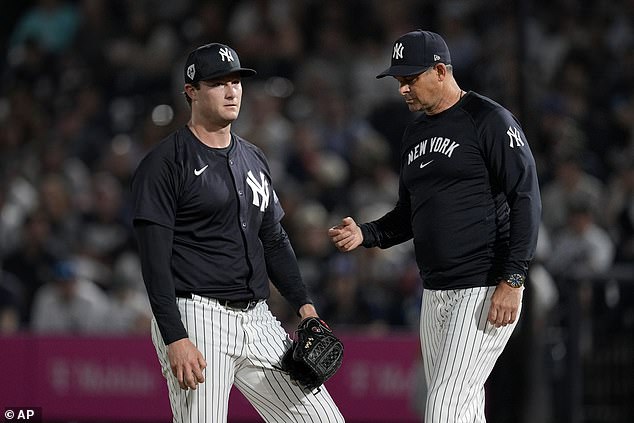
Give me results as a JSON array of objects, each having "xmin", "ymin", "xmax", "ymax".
[
  {"xmin": 151, "ymin": 296, "xmax": 240, "ymax": 423},
  {"xmin": 234, "ymin": 302, "xmax": 345, "ymax": 423},
  {"xmin": 151, "ymin": 318, "xmax": 189, "ymax": 423},
  {"xmin": 421, "ymin": 286, "xmax": 522, "ymax": 423}
]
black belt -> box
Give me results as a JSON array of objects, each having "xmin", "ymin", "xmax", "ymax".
[
  {"xmin": 218, "ymin": 298, "xmax": 260, "ymax": 311},
  {"xmin": 176, "ymin": 292, "xmax": 260, "ymax": 311}
]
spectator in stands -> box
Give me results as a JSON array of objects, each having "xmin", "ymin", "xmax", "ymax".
[
  {"xmin": 106, "ymin": 269, "xmax": 152, "ymax": 334},
  {"xmin": 545, "ymin": 196, "xmax": 615, "ymax": 279},
  {"xmin": 9, "ymin": 0, "xmax": 79, "ymax": 55},
  {"xmin": 319, "ymin": 255, "xmax": 375, "ymax": 328},
  {"xmin": 604, "ymin": 158, "xmax": 634, "ymax": 264},
  {"xmin": 2, "ymin": 209, "xmax": 59, "ymax": 325},
  {"xmin": 37, "ymin": 173, "xmax": 82, "ymax": 256},
  {"xmin": 77, "ymin": 171, "xmax": 133, "ymax": 288},
  {"xmin": 545, "ymin": 195, "xmax": 617, "ymax": 362},
  {"xmin": 30, "ymin": 259, "xmax": 110, "ymax": 334},
  {"xmin": 0, "ymin": 270, "xmax": 23, "ymax": 333},
  {"xmin": 541, "ymin": 154, "xmax": 604, "ymax": 234}
]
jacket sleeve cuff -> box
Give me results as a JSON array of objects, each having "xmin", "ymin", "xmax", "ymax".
[{"xmin": 359, "ymin": 223, "xmax": 377, "ymax": 248}]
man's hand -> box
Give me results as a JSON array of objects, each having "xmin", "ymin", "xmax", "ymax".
[
  {"xmin": 487, "ymin": 283, "xmax": 523, "ymax": 327},
  {"xmin": 279, "ymin": 316, "xmax": 344, "ymax": 391},
  {"xmin": 167, "ymin": 338, "xmax": 207, "ymax": 390},
  {"xmin": 328, "ymin": 217, "xmax": 363, "ymax": 252},
  {"xmin": 298, "ymin": 303, "xmax": 319, "ymax": 320}
]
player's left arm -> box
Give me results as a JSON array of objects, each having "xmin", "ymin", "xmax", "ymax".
[
  {"xmin": 482, "ymin": 108, "xmax": 542, "ymax": 276},
  {"xmin": 258, "ymin": 182, "xmax": 315, "ymax": 316},
  {"xmin": 481, "ymin": 108, "xmax": 542, "ymax": 326}
]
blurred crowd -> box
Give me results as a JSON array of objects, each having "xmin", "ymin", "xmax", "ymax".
[{"xmin": 0, "ymin": 0, "xmax": 633, "ymax": 338}]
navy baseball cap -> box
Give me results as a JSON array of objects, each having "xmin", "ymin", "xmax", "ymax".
[
  {"xmin": 184, "ymin": 43, "xmax": 256, "ymax": 83},
  {"xmin": 376, "ymin": 30, "xmax": 451, "ymax": 79}
]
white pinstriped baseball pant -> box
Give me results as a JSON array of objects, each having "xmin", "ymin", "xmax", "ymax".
[
  {"xmin": 151, "ymin": 294, "xmax": 344, "ymax": 423},
  {"xmin": 420, "ymin": 286, "xmax": 522, "ymax": 423}
]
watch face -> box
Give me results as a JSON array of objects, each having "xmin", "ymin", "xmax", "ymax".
[{"xmin": 506, "ymin": 274, "xmax": 525, "ymax": 288}]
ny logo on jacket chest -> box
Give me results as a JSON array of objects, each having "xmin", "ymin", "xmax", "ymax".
[{"xmin": 246, "ymin": 170, "xmax": 270, "ymax": 212}]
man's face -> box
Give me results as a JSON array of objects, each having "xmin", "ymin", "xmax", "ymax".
[
  {"xmin": 395, "ymin": 65, "xmax": 442, "ymax": 114},
  {"xmin": 188, "ymin": 73, "xmax": 243, "ymax": 124}
]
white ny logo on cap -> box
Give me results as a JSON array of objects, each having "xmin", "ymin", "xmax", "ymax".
[
  {"xmin": 393, "ymin": 42, "xmax": 404, "ymax": 59},
  {"xmin": 219, "ymin": 47, "xmax": 234, "ymax": 62}
]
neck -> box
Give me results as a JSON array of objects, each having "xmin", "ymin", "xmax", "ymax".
[
  {"xmin": 454, "ymin": 87, "xmax": 465, "ymax": 105},
  {"xmin": 188, "ymin": 120, "xmax": 232, "ymax": 148},
  {"xmin": 427, "ymin": 86, "xmax": 464, "ymax": 115}
]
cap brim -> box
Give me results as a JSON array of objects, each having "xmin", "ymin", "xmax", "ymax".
[
  {"xmin": 376, "ymin": 64, "xmax": 430, "ymax": 79},
  {"xmin": 236, "ymin": 68, "xmax": 257, "ymax": 77},
  {"xmin": 199, "ymin": 68, "xmax": 257, "ymax": 81}
]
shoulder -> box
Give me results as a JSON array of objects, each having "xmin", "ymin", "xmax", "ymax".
[
  {"xmin": 233, "ymin": 134, "xmax": 265, "ymax": 155},
  {"xmin": 232, "ymin": 134, "xmax": 269, "ymax": 163},
  {"xmin": 458, "ymin": 92, "xmax": 518, "ymax": 127},
  {"xmin": 140, "ymin": 127, "xmax": 189, "ymax": 163},
  {"xmin": 134, "ymin": 128, "xmax": 190, "ymax": 176}
]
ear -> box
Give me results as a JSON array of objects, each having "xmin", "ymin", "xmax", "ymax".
[
  {"xmin": 184, "ymin": 84, "xmax": 197, "ymax": 101},
  {"xmin": 434, "ymin": 63, "xmax": 448, "ymax": 81}
]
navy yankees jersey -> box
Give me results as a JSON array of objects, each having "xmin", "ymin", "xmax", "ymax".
[
  {"xmin": 132, "ymin": 127, "xmax": 284, "ymax": 299},
  {"xmin": 361, "ymin": 92, "xmax": 541, "ymax": 290}
]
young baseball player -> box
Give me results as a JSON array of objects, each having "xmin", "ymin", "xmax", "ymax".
[
  {"xmin": 131, "ymin": 43, "xmax": 344, "ymax": 423},
  {"xmin": 329, "ymin": 30, "xmax": 542, "ymax": 422}
]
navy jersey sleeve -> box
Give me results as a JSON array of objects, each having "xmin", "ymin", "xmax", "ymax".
[
  {"xmin": 480, "ymin": 108, "xmax": 542, "ymax": 277},
  {"xmin": 134, "ymin": 222, "xmax": 187, "ymax": 344},
  {"xmin": 131, "ymin": 144, "xmax": 180, "ymax": 228},
  {"xmin": 260, "ymin": 219, "xmax": 313, "ymax": 312},
  {"xmin": 131, "ymin": 144, "xmax": 186, "ymax": 344}
]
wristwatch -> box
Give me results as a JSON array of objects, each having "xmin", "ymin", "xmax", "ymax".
[{"xmin": 503, "ymin": 273, "xmax": 525, "ymax": 288}]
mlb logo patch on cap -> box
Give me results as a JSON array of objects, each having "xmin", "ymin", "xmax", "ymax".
[{"xmin": 186, "ymin": 64, "xmax": 195, "ymax": 81}]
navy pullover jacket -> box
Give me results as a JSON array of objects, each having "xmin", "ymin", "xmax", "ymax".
[{"xmin": 360, "ymin": 92, "xmax": 542, "ymax": 290}]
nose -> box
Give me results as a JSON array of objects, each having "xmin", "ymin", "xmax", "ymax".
[
  {"xmin": 224, "ymin": 82, "xmax": 240, "ymax": 98},
  {"xmin": 399, "ymin": 83, "xmax": 410, "ymax": 96}
]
